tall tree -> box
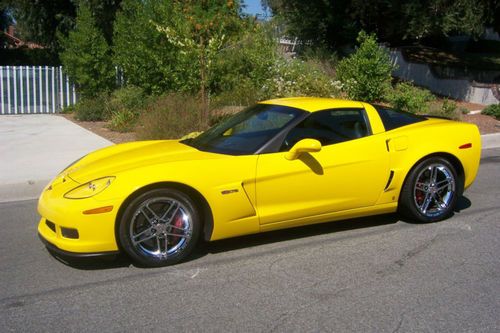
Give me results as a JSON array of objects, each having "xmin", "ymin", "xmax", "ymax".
[
  {"xmin": 7, "ymin": 0, "xmax": 76, "ymax": 50},
  {"xmin": 263, "ymin": 0, "xmax": 356, "ymax": 47},
  {"xmin": 60, "ymin": 3, "xmax": 114, "ymax": 97},
  {"xmin": 80, "ymin": 0, "xmax": 122, "ymax": 44},
  {"xmin": 5, "ymin": 0, "xmax": 121, "ymax": 50},
  {"xmin": 265, "ymin": 0, "xmax": 499, "ymax": 47},
  {"xmin": 1, "ymin": 5, "xmax": 13, "ymax": 31},
  {"xmin": 153, "ymin": 0, "xmax": 242, "ymax": 125}
]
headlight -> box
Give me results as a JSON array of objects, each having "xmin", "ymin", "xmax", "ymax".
[{"xmin": 64, "ymin": 177, "xmax": 115, "ymax": 199}]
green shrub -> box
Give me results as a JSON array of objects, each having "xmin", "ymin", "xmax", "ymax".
[
  {"xmin": 136, "ymin": 94, "xmax": 202, "ymax": 140},
  {"xmin": 482, "ymin": 104, "xmax": 500, "ymax": 119},
  {"xmin": 108, "ymin": 86, "xmax": 147, "ymax": 113},
  {"xmin": 211, "ymin": 79, "xmax": 261, "ymax": 108},
  {"xmin": 440, "ymin": 99, "xmax": 458, "ymax": 117},
  {"xmin": 427, "ymin": 99, "xmax": 461, "ymax": 120},
  {"xmin": 301, "ymin": 46, "xmax": 339, "ymax": 78},
  {"xmin": 210, "ymin": 23, "xmax": 278, "ymax": 106},
  {"xmin": 108, "ymin": 109, "xmax": 138, "ymax": 132},
  {"xmin": 61, "ymin": 104, "xmax": 75, "ymax": 114},
  {"xmin": 337, "ymin": 31, "xmax": 394, "ymax": 102},
  {"xmin": 261, "ymin": 58, "xmax": 342, "ymax": 99},
  {"xmin": 387, "ymin": 82, "xmax": 435, "ymax": 114},
  {"xmin": 106, "ymin": 86, "xmax": 147, "ymax": 131},
  {"xmin": 73, "ymin": 94, "xmax": 109, "ymax": 121},
  {"xmin": 459, "ymin": 107, "xmax": 470, "ymax": 114}
]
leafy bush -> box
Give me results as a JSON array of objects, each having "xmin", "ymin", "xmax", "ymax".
[
  {"xmin": 106, "ymin": 86, "xmax": 147, "ymax": 132},
  {"xmin": 136, "ymin": 94, "xmax": 202, "ymax": 140},
  {"xmin": 113, "ymin": 0, "xmax": 195, "ymax": 94},
  {"xmin": 261, "ymin": 58, "xmax": 342, "ymax": 99},
  {"xmin": 301, "ymin": 46, "xmax": 339, "ymax": 78},
  {"xmin": 482, "ymin": 104, "xmax": 500, "ymax": 119},
  {"xmin": 60, "ymin": 104, "xmax": 75, "ymax": 114},
  {"xmin": 387, "ymin": 82, "xmax": 435, "ymax": 114},
  {"xmin": 459, "ymin": 107, "xmax": 470, "ymax": 114},
  {"xmin": 211, "ymin": 79, "xmax": 262, "ymax": 108},
  {"xmin": 210, "ymin": 24, "xmax": 278, "ymax": 106},
  {"xmin": 73, "ymin": 94, "xmax": 109, "ymax": 121},
  {"xmin": 440, "ymin": 99, "xmax": 458, "ymax": 117},
  {"xmin": 427, "ymin": 99, "xmax": 461, "ymax": 120},
  {"xmin": 337, "ymin": 31, "xmax": 393, "ymax": 102},
  {"xmin": 60, "ymin": 3, "xmax": 115, "ymax": 97},
  {"xmin": 109, "ymin": 109, "xmax": 138, "ymax": 132},
  {"xmin": 108, "ymin": 86, "xmax": 147, "ymax": 113}
]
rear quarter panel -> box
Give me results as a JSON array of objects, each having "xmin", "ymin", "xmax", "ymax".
[{"xmin": 375, "ymin": 118, "xmax": 481, "ymax": 205}]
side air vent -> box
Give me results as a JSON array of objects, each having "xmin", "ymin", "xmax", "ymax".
[{"xmin": 384, "ymin": 170, "xmax": 395, "ymax": 191}]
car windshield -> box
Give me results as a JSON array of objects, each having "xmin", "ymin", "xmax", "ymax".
[{"xmin": 183, "ymin": 104, "xmax": 306, "ymax": 155}]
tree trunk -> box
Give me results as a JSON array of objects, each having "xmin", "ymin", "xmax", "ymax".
[{"xmin": 199, "ymin": 38, "xmax": 209, "ymax": 128}]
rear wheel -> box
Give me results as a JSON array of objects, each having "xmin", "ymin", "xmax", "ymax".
[
  {"xmin": 399, "ymin": 157, "xmax": 461, "ymax": 223},
  {"xmin": 119, "ymin": 188, "xmax": 200, "ymax": 267}
]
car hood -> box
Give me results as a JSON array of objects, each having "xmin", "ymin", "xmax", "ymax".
[{"xmin": 64, "ymin": 140, "xmax": 222, "ymax": 183}]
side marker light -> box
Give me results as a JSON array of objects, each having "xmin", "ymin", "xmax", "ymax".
[{"xmin": 83, "ymin": 206, "xmax": 114, "ymax": 215}]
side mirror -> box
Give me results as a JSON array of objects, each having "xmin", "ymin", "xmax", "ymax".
[{"xmin": 285, "ymin": 139, "xmax": 322, "ymax": 160}]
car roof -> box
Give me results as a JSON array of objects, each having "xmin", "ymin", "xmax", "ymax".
[{"xmin": 259, "ymin": 97, "xmax": 365, "ymax": 112}]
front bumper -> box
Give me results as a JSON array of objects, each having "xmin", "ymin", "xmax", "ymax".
[
  {"xmin": 38, "ymin": 232, "xmax": 119, "ymax": 258},
  {"xmin": 37, "ymin": 177, "xmax": 121, "ymax": 255}
]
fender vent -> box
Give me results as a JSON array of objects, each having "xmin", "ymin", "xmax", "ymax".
[{"xmin": 384, "ymin": 170, "xmax": 395, "ymax": 191}]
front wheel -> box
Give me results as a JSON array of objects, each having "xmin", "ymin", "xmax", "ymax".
[
  {"xmin": 119, "ymin": 188, "xmax": 201, "ymax": 267},
  {"xmin": 399, "ymin": 157, "xmax": 462, "ymax": 223}
]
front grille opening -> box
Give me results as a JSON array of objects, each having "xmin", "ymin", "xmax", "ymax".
[
  {"xmin": 61, "ymin": 227, "xmax": 79, "ymax": 239},
  {"xmin": 46, "ymin": 220, "xmax": 56, "ymax": 233}
]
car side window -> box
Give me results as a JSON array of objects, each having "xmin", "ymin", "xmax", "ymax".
[{"xmin": 280, "ymin": 108, "xmax": 370, "ymax": 151}]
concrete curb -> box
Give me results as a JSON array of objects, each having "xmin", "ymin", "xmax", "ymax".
[
  {"xmin": 482, "ymin": 132, "xmax": 500, "ymax": 150},
  {"xmin": 0, "ymin": 180, "xmax": 50, "ymax": 204}
]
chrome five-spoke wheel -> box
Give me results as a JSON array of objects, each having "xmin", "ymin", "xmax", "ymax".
[
  {"xmin": 119, "ymin": 188, "xmax": 200, "ymax": 266},
  {"xmin": 413, "ymin": 163, "xmax": 455, "ymax": 218},
  {"xmin": 399, "ymin": 157, "xmax": 461, "ymax": 223},
  {"xmin": 130, "ymin": 197, "xmax": 193, "ymax": 259}
]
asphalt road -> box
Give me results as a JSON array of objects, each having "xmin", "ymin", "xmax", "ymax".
[{"xmin": 1, "ymin": 149, "xmax": 499, "ymax": 332}]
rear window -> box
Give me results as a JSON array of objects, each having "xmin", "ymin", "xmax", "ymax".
[{"xmin": 374, "ymin": 106, "xmax": 426, "ymax": 131}]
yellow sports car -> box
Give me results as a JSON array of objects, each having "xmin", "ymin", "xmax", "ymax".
[{"xmin": 38, "ymin": 97, "xmax": 481, "ymax": 266}]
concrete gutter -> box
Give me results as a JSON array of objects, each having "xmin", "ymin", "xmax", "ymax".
[{"xmin": 0, "ymin": 115, "xmax": 499, "ymax": 204}]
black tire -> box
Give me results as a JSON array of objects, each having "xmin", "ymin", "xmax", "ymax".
[
  {"xmin": 399, "ymin": 157, "xmax": 462, "ymax": 223},
  {"xmin": 119, "ymin": 188, "xmax": 201, "ymax": 267}
]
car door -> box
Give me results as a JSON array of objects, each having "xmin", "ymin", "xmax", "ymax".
[{"xmin": 255, "ymin": 108, "xmax": 389, "ymax": 225}]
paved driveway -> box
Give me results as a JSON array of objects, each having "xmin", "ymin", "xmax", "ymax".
[{"xmin": 0, "ymin": 115, "xmax": 112, "ymax": 203}]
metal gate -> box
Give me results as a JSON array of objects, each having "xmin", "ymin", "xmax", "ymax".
[{"xmin": 0, "ymin": 66, "xmax": 78, "ymax": 115}]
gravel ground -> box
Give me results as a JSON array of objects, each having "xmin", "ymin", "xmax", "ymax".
[
  {"xmin": 60, "ymin": 113, "xmax": 136, "ymax": 144},
  {"xmin": 462, "ymin": 113, "xmax": 500, "ymax": 134}
]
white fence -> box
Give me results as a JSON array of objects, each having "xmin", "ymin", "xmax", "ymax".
[{"xmin": 0, "ymin": 66, "xmax": 78, "ymax": 115}]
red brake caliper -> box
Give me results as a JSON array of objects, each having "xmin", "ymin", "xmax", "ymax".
[
  {"xmin": 170, "ymin": 213, "xmax": 183, "ymax": 244},
  {"xmin": 416, "ymin": 190, "xmax": 424, "ymax": 204}
]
